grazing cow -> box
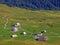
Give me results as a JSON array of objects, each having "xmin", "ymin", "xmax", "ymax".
[
  {"xmin": 35, "ymin": 36, "xmax": 48, "ymax": 41},
  {"xmin": 21, "ymin": 32, "xmax": 27, "ymax": 36},
  {"xmin": 11, "ymin": 22, "xmax": 20, "ymax": 32},
  {"xmin": 33, "ymin": 30, "xmax": 48, "ymax": 41},
  {"xmin": 15, "ymin": 23, "xmax": 20, "ymax": 27},
  {"xmin": 11, "ymin": 34, "xmax": 18, "ymax": 38},
  {"xmin": 41, "ymin": 30, "xmax": 47, "ymax": 33},
  {"xmin": 13, "ymin": 22, "xmax": 20, "ymax": 27},
  {"xmin": 11, "ymin": 27, "xmax": 18, "ymax": 32}
]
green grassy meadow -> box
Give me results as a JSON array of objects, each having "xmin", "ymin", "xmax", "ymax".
[{"xmin": 0, "ymin": 4, "xmax": 60, "ymax": 45}]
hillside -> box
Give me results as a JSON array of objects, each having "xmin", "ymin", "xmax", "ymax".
[{"xmin": 0, "ymin": 4, "xmax": 60, "ymax": 45}]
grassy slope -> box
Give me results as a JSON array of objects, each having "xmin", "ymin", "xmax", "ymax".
[{"xmin": 0, "ymin": 4, "xmax": 60, "ymax": 45}]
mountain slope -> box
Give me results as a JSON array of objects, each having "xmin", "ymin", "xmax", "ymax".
[{"xmin": 0, "ymin": 4, "xmax": 60, "ymax": 45}]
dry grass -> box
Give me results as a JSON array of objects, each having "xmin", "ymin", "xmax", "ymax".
[{"xmin": 0, "ymin": 40, "xmax": 60, "ymax": 45}]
